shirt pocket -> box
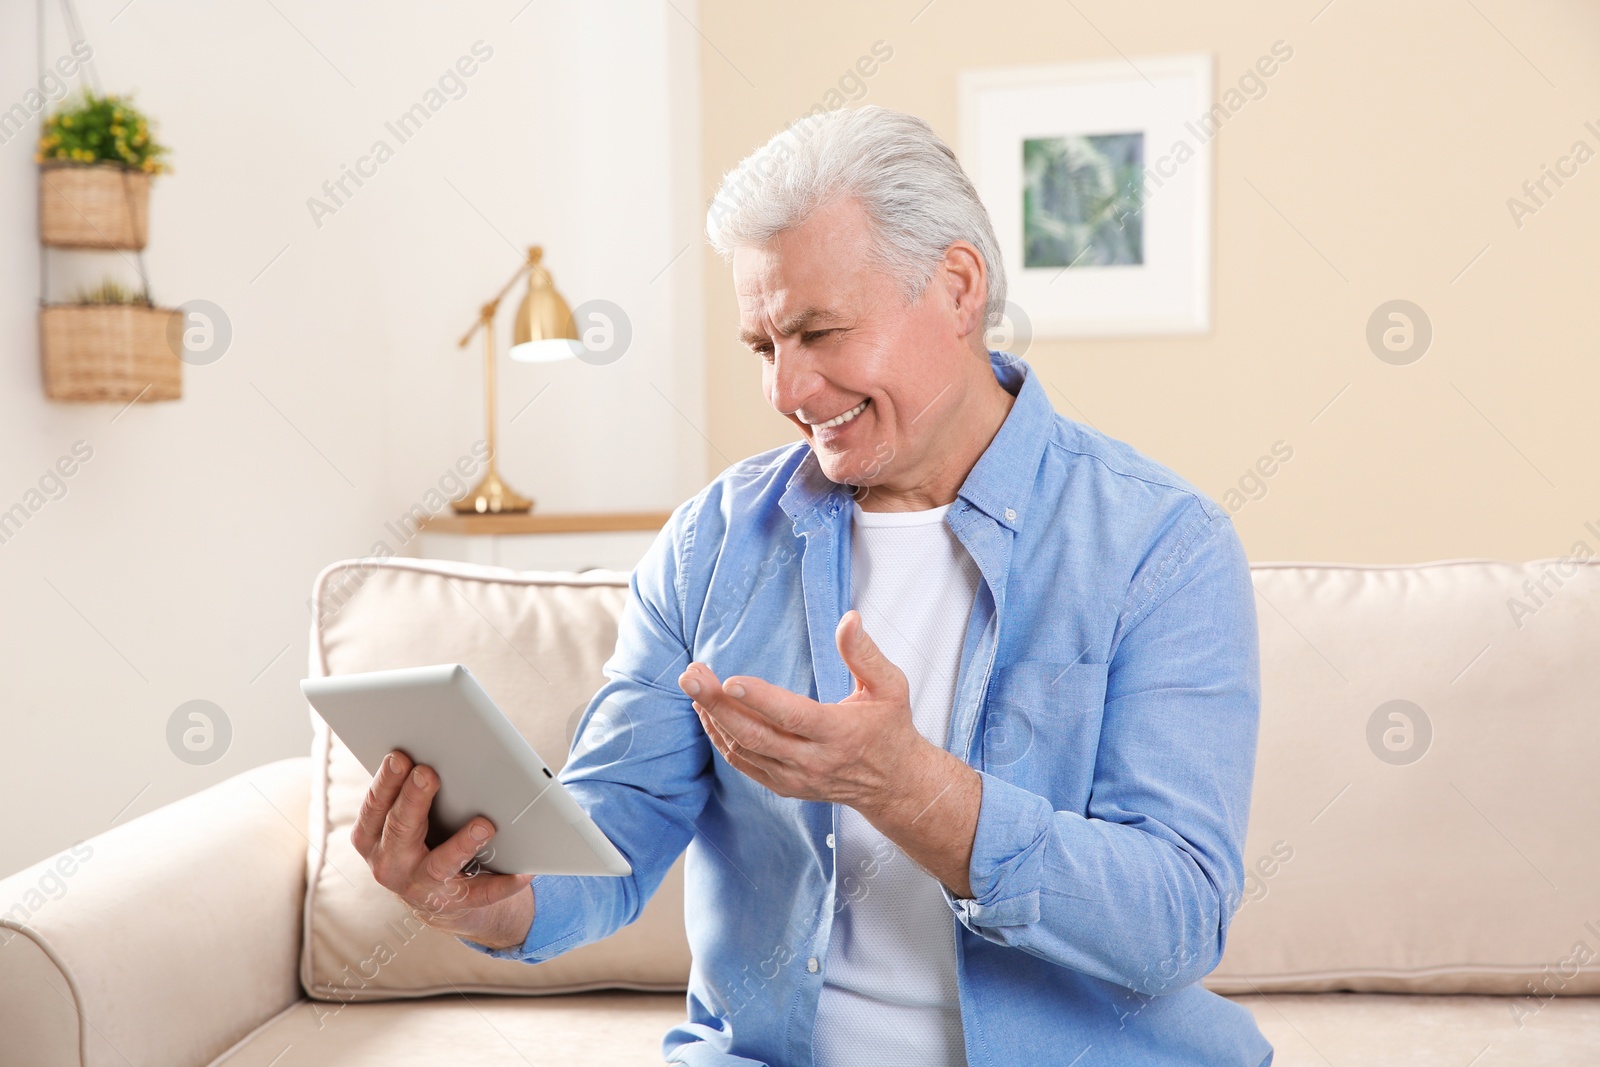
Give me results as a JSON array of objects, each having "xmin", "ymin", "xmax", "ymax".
[{"xmin": 979, "ymin": 658, "xmax": 1110, "ymax": 807}]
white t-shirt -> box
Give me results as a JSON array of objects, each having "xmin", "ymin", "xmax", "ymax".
[{"xmin": 811, "ymin": 500, "xmax": 981, "ymax": 1067}]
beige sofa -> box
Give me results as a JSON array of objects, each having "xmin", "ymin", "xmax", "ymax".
[{"xmin": 4, "ymin": 554, "xmax": 1598, "ymax": 1066}]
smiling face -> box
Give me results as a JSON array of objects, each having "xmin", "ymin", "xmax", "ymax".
[{"xmin": 732, "ymin": 196, "xmax": 1012, "ymax": 510}]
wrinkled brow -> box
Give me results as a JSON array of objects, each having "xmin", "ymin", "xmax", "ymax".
[{"xmin": 737, "ymin": 307, "xmax": 839, "ymax": 347}]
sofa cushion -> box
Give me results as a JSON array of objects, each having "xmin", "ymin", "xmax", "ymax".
[
  {"xmin": 208, "ymin": 991, "xmax": 689, "ymax": 1066},
  {"xmin": 304, "ymin": 558, "xmax": 691, "ymax": 1000},
  {"xmin": 204, "ymin": 991, "xmax": 1600, "ymax": 1066},
  {"xmin": 1230, "ymin": 992, "xmax": 1600, "ymax": 1066},
  {"xmin": 1205, "ymin": 559, "xmax": 1600, "ymax": 995}
]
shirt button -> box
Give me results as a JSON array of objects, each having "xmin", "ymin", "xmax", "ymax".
[
  {"xmin": 807, "ymin": 957, "xmax": 819, "ymax": 973},
  {"xmin": 825, "ymin": 833, "xmax": 835, "ymax": 848},
  {"xmin": 1004, "ymin": 507, "xmax": 1017, "ymax": 521}
]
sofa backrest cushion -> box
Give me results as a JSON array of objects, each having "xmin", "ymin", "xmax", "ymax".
[
  {"xmin": 303, "ymin": 558, "xmax": 691, "ymax": 1000},
  {"xmin": 1206, "ymin": 559, "xmax": 1600, "ymax": 995}
]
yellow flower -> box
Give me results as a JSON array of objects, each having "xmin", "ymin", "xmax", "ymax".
[{"xmin": 61, "ymin": 115, "xmax": 73, "ymax": 127}]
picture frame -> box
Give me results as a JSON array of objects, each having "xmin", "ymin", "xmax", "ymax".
[{"xmin": 959, "ymin": 54, "xmax": 1214, "ymax": 338}]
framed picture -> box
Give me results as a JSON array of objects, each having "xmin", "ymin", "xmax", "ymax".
[{"xmin": 959, "ymin": 54, "xmax": 1213, "ymax": 337}]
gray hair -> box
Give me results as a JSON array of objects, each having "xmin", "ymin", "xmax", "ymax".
[{"xmin": 705, "ymin": 105, "xmax": 1007, "ymax": 328}]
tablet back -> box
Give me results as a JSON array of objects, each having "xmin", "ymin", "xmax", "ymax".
[{"xmin": 301, "ymin": 663, "xmax": 631, "ymax": 876}]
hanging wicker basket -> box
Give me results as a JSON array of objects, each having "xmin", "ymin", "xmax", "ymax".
[
  {"xmin": 40, "ymin": 303, "xmax": 182, "ymax": 402},
  {"xmin": 39, "ymin": 161, "xmax": 150, "ymax": 250}
]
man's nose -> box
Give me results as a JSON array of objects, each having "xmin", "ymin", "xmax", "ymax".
[{"xmin": 768, "ymin": 346, "xmax": 822, "ymax": 419}]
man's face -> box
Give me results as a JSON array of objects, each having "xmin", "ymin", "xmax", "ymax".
[{"xmin": 733, "ymin": 196, "xmax": 980, "ymax": 493}]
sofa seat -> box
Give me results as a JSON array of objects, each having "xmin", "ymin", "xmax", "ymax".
[
  {"xmin": 1232, "ymin": 992, "xmax": 1600, "ymax": 1066},
  {"xmin": 207, "ymin": 990, "xmax": 1599, "ymax": 1066},
  {"xmin": 210, "ymin": 991, "xmax": 689, "ymax": 1066}
]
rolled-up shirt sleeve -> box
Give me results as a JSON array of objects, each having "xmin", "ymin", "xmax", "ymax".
[
  {"xmin": 460, "ymin": 496, "xmax": 714, "ymax": 963},
  {"xmin": 941, "ymin": 503, "xmax": 1261, "ymax": 997},
  {"xmin": 459, "ymin": 873, "xmax": 596, "ymax": 962}
]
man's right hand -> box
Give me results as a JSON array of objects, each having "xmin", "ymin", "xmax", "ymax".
[{"xmin": 351, "ymin": 749, "xmax": 536, "ymax": 951}]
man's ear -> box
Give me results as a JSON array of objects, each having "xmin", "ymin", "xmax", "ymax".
[{"xmin": 941, "ymin": 240, "xmax": 988, "ymax": 340}]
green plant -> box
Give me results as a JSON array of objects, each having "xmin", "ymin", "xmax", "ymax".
[
  {"xmin": 35, "ymin": 88, "xmax": 171, "ymax": 175},
  {"xmin": 68, "ymin": 278, "xmax": 152, "ymax": 306}
]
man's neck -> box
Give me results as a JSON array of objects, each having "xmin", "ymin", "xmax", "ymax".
[{"xmin": 855, "ymin": 372, "xmax": 1017, "ymax": 513}]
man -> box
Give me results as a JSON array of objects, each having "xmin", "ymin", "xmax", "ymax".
[{"xmin": 354, "ymin": 105, "xmax": 1274, "ymax": 1066}]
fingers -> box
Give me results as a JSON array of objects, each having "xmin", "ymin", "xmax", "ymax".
[
  {"xmin": 719, "ymin": 675, "xmax": 817, "ymax": 737},
  {"xmin": 693, "ymin": 700, "xmax": 785, "ymax": 777},
  {"xmin": 382, "ymin": 761, "xmax": 438, "ymax": 851},
  {"xmin": 348, "ymin": 759, "xmax": 536, "ymax": 939},
  {"xmin": 424, "ymin": 816, "xmax": 497, "ymax": 884},
  {"xmin": 692, "ymin": 698, "xmax": 739, "ymax": 755},
  {"xmin": 680, "ymin": 664, "xmax": 804, "ymax": 753},
  {"xmin": 413, "ymin": 820, "xmax": 534, "ymax": 916},
  {"xmin": 691, "ymin": 700, "xmax": 784, "ymax": 783},
  {"xmin": 398, "ymin": 859, "xmax": 531, "ymax": 925},
  {"xmin": 693, "ymin": 698, "xmax": 731, "ymax": 751},
  {"xmin": 352, "ymin": 750, "xmax": 411, "ymax": 859},
  {"xmin": 450, "ymin": 871, "xmax": 536, "ymax": 912}
]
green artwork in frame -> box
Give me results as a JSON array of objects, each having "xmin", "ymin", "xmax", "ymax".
[{"xmin": 1022, "ymin": 132, "xmax": 1144, "ymax": 269}]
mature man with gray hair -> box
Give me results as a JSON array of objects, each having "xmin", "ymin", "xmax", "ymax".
[{"xmin": 355, "ymin": 105, "xmax": 1273, "ymax": 1066}]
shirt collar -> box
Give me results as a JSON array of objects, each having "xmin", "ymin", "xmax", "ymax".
[
  {"xmin": 780, "ymin": 350, "xmax": 1052, "ymax": 533},
  {"xmin": 955, "ymin": 351, "xmax": 1052, "ymax": 532}
]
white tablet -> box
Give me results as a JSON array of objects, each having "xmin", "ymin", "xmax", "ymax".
[{"xmin": 300, "ymin": 663, "xmax": 631, "ymax": 877}]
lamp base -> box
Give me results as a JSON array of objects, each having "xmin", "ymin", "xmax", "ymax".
[{"xmin": 453, "ymin": 468, "xmax": 534, "ymax": 514}]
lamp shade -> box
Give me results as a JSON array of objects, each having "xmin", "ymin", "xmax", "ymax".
[{"xmin": 509, "ymin": 248, "xmax": 581, "ymax": 363}]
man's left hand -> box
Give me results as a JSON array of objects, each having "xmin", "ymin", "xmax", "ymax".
[
  {"xmin": 680, "ymin": 607, "xmax": 983, "ymax": 898},
  {"xmin": 678, "ymin": 608, "xmax": 934, "ymax": 816}
]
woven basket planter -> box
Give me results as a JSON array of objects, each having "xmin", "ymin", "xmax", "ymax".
[
  {"xmin": 41, "ymin": 304, "xmax": 181, "ymax": 402},
  {"xmin": 39, "ymin": 162, "xmax": 151, "ymax": 250}
]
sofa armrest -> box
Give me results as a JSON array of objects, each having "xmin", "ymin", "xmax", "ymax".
[{"xmin": 0, "ymin": 757, "xmax": 311, "ymax": 1067}]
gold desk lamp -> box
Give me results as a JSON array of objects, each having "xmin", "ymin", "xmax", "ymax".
[{"xmin": 454, "ymin": 245, "xmax": 581, "ymax": 514}]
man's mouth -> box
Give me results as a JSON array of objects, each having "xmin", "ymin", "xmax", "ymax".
[{"xmin": 808, "ymin": 398, "xmax": 870, "ymax": 430}]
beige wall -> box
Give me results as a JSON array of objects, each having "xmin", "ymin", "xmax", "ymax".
[{"xmin": 698, "ymin": 0, "xmax": 1600, "ymax": 563}]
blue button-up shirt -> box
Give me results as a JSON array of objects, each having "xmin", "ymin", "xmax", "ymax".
[{"xmin": 465, "ymin": 352, "xmax": 1274, "ymax": 1067}]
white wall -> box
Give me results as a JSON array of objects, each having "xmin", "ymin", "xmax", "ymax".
[{"xmin": 0, "ymin": 0, "xmax": 705, "ymax": 877}]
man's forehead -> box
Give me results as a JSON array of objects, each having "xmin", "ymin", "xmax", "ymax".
[
  {"xmin": 736, "ymin": 304, "xmax": 843, "ymax": 344},
  {"xmin": 731, "ymin": 207, "xmax": 873, "ymax": 342}
]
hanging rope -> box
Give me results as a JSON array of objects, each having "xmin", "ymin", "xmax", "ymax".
[
  {"xmin": 37, "ymin": 0, "xmax": 46, "ymax": 308},
  {"xmin": 56, "ymin": 0, "xmax": 101, "ymax": 96},
  {"xmin": 37, "ymin": 0, "xmax": 153, "ymax": 308}
]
